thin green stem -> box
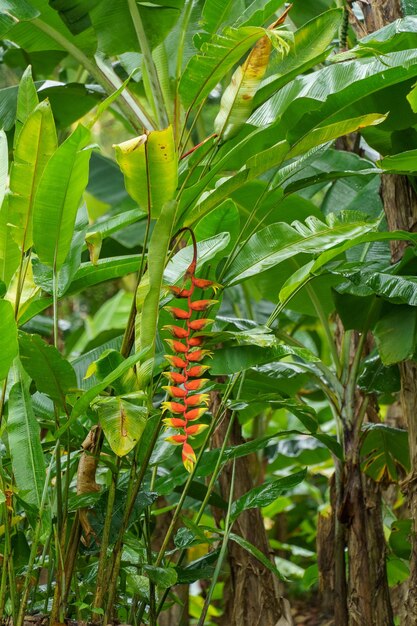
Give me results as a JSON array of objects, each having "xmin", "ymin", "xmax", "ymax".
[
  {"xmin": 104, "ymin": 420, "xmax": 163, "ymax": 622},
  {"xmin": 32, "ymin": 18, "xmax": 155, "ymax": 131},
  {"xmin": 127, "ymin": 0, "xmax": 168, "ymax": 128},
  {"xmin": 16, "ymin": 443, "xmax": 58, "ymax": 626},
  {"xmin": 197, "ymin": 459, "xmax": 236, "ymax": 626},
  {"xmin": 174, "ymin": 0, "xmax": 194, "ymax": 142},
  {"xmin": 304, "ymin": 281, "xmax": 341, "ymax": 374}
]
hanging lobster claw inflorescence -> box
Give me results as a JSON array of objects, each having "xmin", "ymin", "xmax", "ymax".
[{"xmin": 162, "ymin": 228, "xmax": 219, "ymax": 472}]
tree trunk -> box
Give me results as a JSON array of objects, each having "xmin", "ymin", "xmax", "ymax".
[
  {"xmin": 352, "ymin": 2, "xmax": 417, "ymax": 623},
  {"xmin": 210, "ymin": 394, "xmax": 292, "ymax": 626}
]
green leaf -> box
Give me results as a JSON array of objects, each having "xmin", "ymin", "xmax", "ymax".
[
  {"xmin": 94, "ymin": 396, "xmax": 147, "ymax": 457},
  {"xmin": 67, "ymin": 255, "xmax": 140, "ymax": 295},
  {"xmin": 361, "ymin": 424, "xmax": 409, "ymax": 482},
  {"xmin": 7, "ymin": 377, "xmax": 46, "ymax": 510},
  {"xmin": 32, "ymin": 124, "xmax": 92, "ymax": 271},
  {"xmin": 248, "ymin": 8, "xmax": 342, "ymax": 107},
  {"xmin": 358, "ymin": 355, "xmax": 400, "ymax": 394},
  {"xmin": 59, "ymin": 347, "xmax": 148, "ymax": 436},
  {"xmin": 137, "ymin": 200, "xmax": 177, "ymax": 361},
  {"xmin": 14, "ymin": 65, "xmax": 38, "ymax": 147},
  {"xmin": 229, "ymin": 532, "xmax": 286, "ymax": 581},
  {"xmin": 211, "ymin": 344, "xmax": 319, "ymax": 375},
  {"xmin": 49, "ymin": 0, "xmax": 102, "ymax": 35},
  {"xmin": 231, "ymin": 469, "xmax": 306, "ymax": 520},
  {"xmin": 224, "ymin": 213, "xmax": 379, "ymax": 286},
  {"xmin": 0, "ymin": 300, "xmax": 18, "ymax": 381},
  {"xmin": 0, "ymin": 0, "xmax": 39, "ymax": 20},
  {"xmin": 18, "ymin": 332, "xmax": 77, "ymax": 407},
  {"xmin": 9, "ymin": 100, "xmax": 57, "ymax": 252},
  {"xmin": 0, "ymin": 130, "xmax": 7, "ymax": 209},
  {"xmin": 114, "ymin": 126, "xmax": 177, "ymax": 219},
  {"xmin": 288, "ymin": 113, "xmax": 386, "ymax": 159},
  {"xmin": 201, "ymin": 0, "xmax": 240, "ymax": 33},
  {"xmin": 91, "ymin": 0, "xmax": 184, "ymax": 56},
  {"xmin": 179, "ymin": 26, "xmax": 268, "ymax": 110},
  {"xmin": 164, "ymin": 232, "xmax": 230, "ymax": 285},
  {"xmin": 143, "ymin": 565, "xmax": 178, "ymax": 588},
  {"xmin": 374, "ymin": 305, "xmax": 417, "ymax": 365},
  {"xmin": 343, "ymin": 269, "xmax": 417, "ymax": 306},
  {"xmin": 378, "ymin": 148, "xmax": 417, "ymax": 173}
]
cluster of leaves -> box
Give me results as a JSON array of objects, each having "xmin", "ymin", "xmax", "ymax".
[{"xmin": 0, "ymin": 0, "xmax": 417, "ymax": 624}]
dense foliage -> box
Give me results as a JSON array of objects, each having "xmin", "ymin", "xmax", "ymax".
[{"xmin": 1, "ymin": 1, "xmax": 417, "ymax": 625}]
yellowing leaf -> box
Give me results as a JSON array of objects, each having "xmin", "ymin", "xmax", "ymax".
[
  {"xmin": 214, "ymin": 13, "xmax": 292, "ymax": 140},
  {"xmin": 95, "ymin": 396, "xmax": 147, "ymax": 457},
  {"xmin": 114, "ymin": 126, "xmax": 177, "ymax": 219}
]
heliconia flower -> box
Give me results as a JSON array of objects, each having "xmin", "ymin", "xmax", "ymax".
[
  {"xmin": 165, "ymin": 354, "xmax": 188, "ymax": 369},
  {"xmin": 165, "ymin": 338, "xmax": 188, "ymax": 353},
  {"xmin": 161, "ymin": 228, "xmax": 220, "ymax": 472},
  {"xmin": 161, "ymin": 401, "xmax": 186, "ymax": 414},
  {"xmin": 185, "ymin": 423, "xmax": 209, "ymax": 436},
  {"xmin": 184, "ymin": 407, "xmax": 207, "ymax": 421},
  {"xmin": 163, "ymin": 325, "xmax": 189, "ymax": 339},
  {"xmin": 188, "ymin": 318, "xmax": 214, "ymax": 331},
  {"xmin": 182, "ymin": 442, "xmax": 196, "ymax": 472},
  {"xmin": 185, "ymin": 393, "xmax": 209, "ymax": 407},
  {"xmin": 188, "ymin": 336, "xmax": 204, "ymax": 347},
  {"xmin": 184, "ymin": 378, "xmax": 209, "ymax": 391},
  {"xmin": 186, "ymin": 349, "xmax": 212, "ymax": 363},
  {"xmin": 192, "ymin": 277, "xmax": 221, "ymax": 294},
  {"xmin": 163, "ymin": 417, "xmax": 187, "ymax": 428},
  {"xmin": 169, "ymin": 285, "xmax": 194, "ymax": 298},
  {"xmin": 162, "ymin": 386, "xmax": 188, "ymax": 398},
  {"xmin": 162, "ymin": 371, "xmax": 187, "ymax": 384},
  {"xmin": 166, "ymin": 434, "xmax": 187, "ymax": 445},
  {"xmin": 186, "ymin": 364, "xmax": 211, "ymax": 377},
  {"xmin": 190, "ymin": 299, "xmax": 218, "ymax": 312},
  {"xmin": 164, "ymin": 306, "xmax": 191, "ymax": 320}
]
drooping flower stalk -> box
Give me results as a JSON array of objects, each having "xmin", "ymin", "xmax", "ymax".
[{"xmin": 162, "ymin": 228, "xmax": 219, "ymax": 472}]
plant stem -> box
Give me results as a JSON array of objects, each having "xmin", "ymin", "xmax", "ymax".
[
  {"xmin": 127, "ymin": 0, "xmax": 168, "ymax": 128},
  {"xmin": 104, "ymin": 420, "xmax": 163, "ymax": 622},
  {"xmin": 93, "ymin": 457, "xmax": 121, "ymax": 614},
  {"xmin": 16, "ymin": 443, "xmax": 58, "ymax": 626},
  {"xmin": 197, "ymin": 459, "xmax": 236, "ymax": 626},
  {"xmin": 32, "ymin": 18, "xmax": 156, "ymax": 131}
]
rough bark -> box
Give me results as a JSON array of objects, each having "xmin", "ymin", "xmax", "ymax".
[
  {"xmin": 352, "ymin": 3, "xmax": 417, "ymax": 624},
  {"xmin": 210, "ymin": 394, "xmax": 292, "ymax": 626}
]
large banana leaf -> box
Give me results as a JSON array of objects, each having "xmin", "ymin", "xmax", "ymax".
[
  {"xmin": 0, "ymin": 300, "xmax": 18, "ymax": 381},
  {"xmin": 201, "ymin": 0, "xmax": 243, "ymax": 33},
  {"xmin": 9, "ymin": 100, "xmax": 57, "ymax": 252},
  {"xmin": 14, "ymin": 65, "xmax": 39, "ymax": 147},
  {"xmin": 18, "ymin": 332, "xmax": 77, "ymax": 407},
  {"xmin": 114, "ymin": 126, "xmax": 177, "ymax": 219},
  {"xmin": 137, "ymin": 199, "xmax": 177, "ymax": 360},
  {"xmin": 0, "ymin": 198, "xmax": 20, "ymax": 288},
  {"xmin": 252, "ymin": 49, "xmax": 417, "ymax": 130},
  {"xmin": 179, "ymin": 26, "xmax": 270, "ymax": 110},
  {"xmin": 7, "ymin": 375, "xmax": 46, "ymax": 510},
  {"xmin": 0, "ymin": 0, "xmax": 96, "ymax": 55},
  {"xmin": 32, "ymin": 124, "xmax": 92, "ymax": 271},
  {"xmin": 94, "ymin": 396, "xmax": 147, "ymax": 456},
  {"xmin": 287, "ymin": 113, "xmax": 386, "ymax": 159},
  {"xmin": 90, "ymin": 0, "xmax": 184, "ymax": 56},
  {"xmin": 0, "ymin": 129, "xmax": 7, "ymax": 208},
  {"xmin": 247, "ymin": 9, "xmax": 342, "ymax": 108},
  {"xmin": 223, "ymin": 213, "xmax": 380, "ymax": 286},
  {"xmin": 49, "ymin": 0, "xmax": 103, "ymax": 35}
]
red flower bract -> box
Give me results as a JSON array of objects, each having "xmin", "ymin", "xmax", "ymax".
[{"xmin": 162, "ymin": 228, "xmax": 219, "ymax": 472}]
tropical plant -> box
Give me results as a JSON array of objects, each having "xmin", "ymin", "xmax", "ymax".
[{"xmin": 1, "ymin": 1, "xmax": 417, "ymax": 625}]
